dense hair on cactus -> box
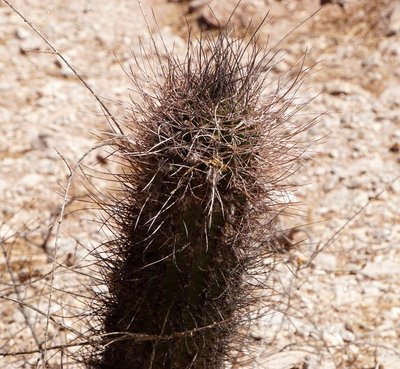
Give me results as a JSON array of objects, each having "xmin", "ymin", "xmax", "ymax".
[{"xmin": 86, "ymin": 27, "xmax": 313, "ymax": 369}]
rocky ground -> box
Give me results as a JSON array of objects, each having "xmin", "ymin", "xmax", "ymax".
[{"xmin": 1, "ymin": 0, "xmax": 399, "ymax": 368}]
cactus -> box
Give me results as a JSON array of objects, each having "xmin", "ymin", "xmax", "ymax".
[{"xmin": 87, "ymin": 28, "xmax": 312, "ymax": 369}]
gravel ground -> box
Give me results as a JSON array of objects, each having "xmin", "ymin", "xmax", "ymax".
[{"xmin": 1, "ymin": 0, "xmax": 399, "ymax": 368}]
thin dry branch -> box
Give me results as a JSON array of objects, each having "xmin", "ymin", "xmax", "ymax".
[{"xmin": 2, "ymin": 0, "xmax": 123, "ymax": 135}]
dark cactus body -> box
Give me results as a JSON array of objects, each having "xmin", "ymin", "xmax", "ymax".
[{"xmin": 88, "ymin": 30, "xmax": 312, "ymax": 369}]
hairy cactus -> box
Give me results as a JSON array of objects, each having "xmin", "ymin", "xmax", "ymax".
[{"xmin": 87, "ymin": 28, "xmax": 312, "ymax": 369}]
